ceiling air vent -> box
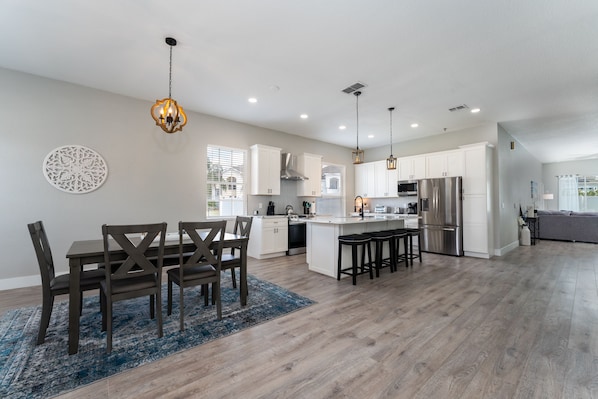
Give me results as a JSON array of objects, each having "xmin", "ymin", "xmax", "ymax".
[
  {"xmin": 448, "ymin": 104, "xmax": 470, "ymax": 112},
  {"xmin": 342, "ymin": 82, "xmax": 366, "ymax": 94}
]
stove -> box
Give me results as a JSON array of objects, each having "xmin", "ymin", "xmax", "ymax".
[{"xmin": 286, "ymin": 215, "xmax": 307, "ymax": 255}]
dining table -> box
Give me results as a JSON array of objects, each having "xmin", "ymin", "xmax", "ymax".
[{"xmin": 65, "ymin": 231, "xmax": 248, "ymax": 355}]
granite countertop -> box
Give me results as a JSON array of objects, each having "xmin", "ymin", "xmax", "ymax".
[{"xmin": 306, "ymin": 215, "xmax": 412, "ymax": 224}]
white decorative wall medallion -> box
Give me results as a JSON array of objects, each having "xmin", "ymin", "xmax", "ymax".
[{"xmin": 43, "ymin": 145, "xmax": 108, "ymax": 194}]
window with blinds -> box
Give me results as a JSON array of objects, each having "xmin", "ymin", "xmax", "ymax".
[{"xmin": 207, "ymin": 145, "xmax": 246, "ymax": 217}]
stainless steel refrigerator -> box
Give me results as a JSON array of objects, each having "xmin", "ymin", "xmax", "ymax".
[{"xmin": 418, "ymin": 176, "xmax": 464, "ymax": 256}]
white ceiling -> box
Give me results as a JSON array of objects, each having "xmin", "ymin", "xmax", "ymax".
[{"xmin": 2, "ymin": 0, "xmax": 598, "ymax": 164}]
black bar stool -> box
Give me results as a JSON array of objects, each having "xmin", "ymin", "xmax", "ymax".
[
  {"xmin": 404, "ymin": 228, "xmax": 422, "ymax": 266},
  {"xmin": 337, "ymin": 234, "xmax": 373, "ymax": 285},
  {"xmin": 391, "ymin": 229, "xmax": 409, "ymax": 270},
  {"xmin": 367, "ymin": 230, "xmax": 396, "ymax": 277}
]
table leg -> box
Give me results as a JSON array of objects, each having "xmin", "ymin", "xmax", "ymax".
[
  {"xmin": 240, "ymin": 241, "xmax": 248, "ymax": 306},
  {"xmin": 68, "ymin": 258, "xmax": 82, "ymax": 355}
]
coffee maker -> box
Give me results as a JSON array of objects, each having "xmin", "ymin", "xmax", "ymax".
[
  {"xmin": 266, "ymin": 201, "xmax": 275, "ymax": 215},
  {"xmin": 407, "ymin": 202, "xmax": 417, "ymax": 214}
]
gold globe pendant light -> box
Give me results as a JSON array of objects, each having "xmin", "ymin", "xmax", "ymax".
[
  {"xmin": 386, "ymin": 107, "xmax": 397, "ymax": 170},
  {"xmin": 151, "ymin": 37, "xmax": 187, "ymax": 134},
  {"xmin": 351, "ymin": 91, "xmax": 364, "ymax": 164}
]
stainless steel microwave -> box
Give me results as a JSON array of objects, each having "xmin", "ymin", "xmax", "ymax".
[{"xmin": 398, "ymin": 180, "xmax": 418, "ymax": 196}]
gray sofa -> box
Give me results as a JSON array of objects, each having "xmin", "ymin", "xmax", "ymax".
[{"xmin": 537, "ymin": 210, "xmax": 598, "ymax": 243}]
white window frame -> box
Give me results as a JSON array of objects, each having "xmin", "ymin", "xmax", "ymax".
[{"xmin": 207, "ymin": 145, "xmax": 247, "ymax": 218}]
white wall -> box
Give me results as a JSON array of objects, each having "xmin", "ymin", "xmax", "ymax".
[
  {"xmin": 495, "ymin": 126, "xmax": 543, "ymax": 252},
  {"xmin": 0, "ymin": 67, "xmax": 352, "ymax": 288},
  {"xmin": 365, "ymin": 123, "xmax": 497, "ymax": 161}
]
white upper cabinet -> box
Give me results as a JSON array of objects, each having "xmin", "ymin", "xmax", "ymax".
[
  {"xmin": 462, "ymin": 144, "xmax": 490, "ymax": 195},
  {"xmin": 355, "ymin": 162, "xmax": 375, "ymax": 198},
  {"xmin": 398, "ymin": 156, "xmax": 426, "ymax": 181},
  {"xmin": 374, "ymin": 160, "xmax": 398, "ymax": 197},
  {"xmin": 297, "ymin": 153, "xmax": 322, "ymax": 197},
  {"xmin": 355, "ymin": 161, "xmax": 398, "ymax": 198},
  {"xmin": 250, "ymin": 144, "xmax": 281, "ymax": 195},
  {"xmin": 425, "ymin": 150, "xmax": 464, "ymax": 178}
]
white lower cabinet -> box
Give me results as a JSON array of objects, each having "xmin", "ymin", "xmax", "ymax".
[
  {"xmin": 462, "ymin": 194, "xmax": 490, "ymax": 255},
  {"xmin": 247, "ymin": 217, "xmax": 288, "ymax": 259}
]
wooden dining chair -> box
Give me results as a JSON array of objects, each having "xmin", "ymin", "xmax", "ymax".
[
  {"xmin": 167, "ymin": 220, "xmax": 226, "ymax": 331},
  {"xmin": 27, "ymin": 220, "xmax": 104, "ymax": 345},
  {"xmin": 220, "ymin": 216, "xmax": 252, "ymax": 288},
  {"xmin": 100, "ymin": 222, "xmax": 167, "ymax": 353}
]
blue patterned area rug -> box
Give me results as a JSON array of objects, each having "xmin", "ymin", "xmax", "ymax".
[{"xmin": 0, "ymin": 273, "xmax": 314, "ymax": 398}]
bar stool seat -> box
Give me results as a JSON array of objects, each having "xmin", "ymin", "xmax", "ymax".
[
  {"xmin": 367, "ymin": 230, "xmax": 396, "ymax": 276},
  {"xmin": 338, "ymin": 234, "xmax": 373, "ymax": 285}
]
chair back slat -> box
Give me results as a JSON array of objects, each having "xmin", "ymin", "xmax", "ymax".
[
  {"xmin": 179, "ymin": 221, "xmax": 226, "ymax": 272},
  {"xmin": 102, "ymin": 223, "xmax": 167, "ymax": 281},
  {"xmin": 27, "ymin": 221, "xmax": 55, "ymax": 287},
  {"xmin": 229, "ymin": 216, "xmax": 252, "ymax": 257},
  {"xmin": 235, "ymin": 216, "xmax": 253, "ymax": 237}
]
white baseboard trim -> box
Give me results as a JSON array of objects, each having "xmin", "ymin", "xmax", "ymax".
[
  {"xmin": 464, "ymin": 251, "xmax": 491, "ymax": 259},
  {"xmin": 495, "ymin": 240, "xmax": 519, "ymax": 257},
  {"xmin": 0, "ymin": 275, "xmax": 41, "ymax": 291}
]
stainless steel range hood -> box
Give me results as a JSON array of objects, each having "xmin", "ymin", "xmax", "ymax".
[{"xmin": 280, "ymin": 153, "xmax": 308, "ymax": 180}]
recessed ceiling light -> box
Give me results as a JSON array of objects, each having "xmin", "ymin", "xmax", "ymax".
[
  {"xmin": 411, "ymin": 123, "xmax": 419, "ymax": 128},
  {"xmin": 470, "ymin": 108, "xmax": 480, "ymax": 113},
  {"xmin": 367, "ymin": 134, "xmax": 374, "ymax": 139},
  {"xmin": 300, "ymin": 114, "xmax": 308, "ymax": 119},
  {"xmin": 339, "ymin": 125, "xmax": 346, "ymax": 130},
  {"xmin": 248, "ymin": 97, "xmax": 258, "ymax": 103}
]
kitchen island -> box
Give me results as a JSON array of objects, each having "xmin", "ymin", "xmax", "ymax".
[{"xmin": 305, "ymin": 215, "xmax": 411, "ymax": 278}]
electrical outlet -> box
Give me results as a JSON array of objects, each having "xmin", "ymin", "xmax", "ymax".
[{"xmin": 258, "ymin": 203, "xmax": 262, "ymax": 209}]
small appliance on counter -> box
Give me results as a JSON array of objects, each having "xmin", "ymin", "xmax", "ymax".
[
  {"xmin": 285, "ymin": 204, "xmax": 295, "ymax": 215},
  {"xmin": 394, "ymin": 206, "xmax": 407, "ymax": 214},
  {"xmin": 407, "ymin": 202, "xmax": 417, "ymax": 214},
  {"xmin": 374, "ymin": 205, "xmax": 387, "ymax": 214},
  {"xmin": 302, "ymin": 201, "xmax": 311, "ymax": 214},
  {"xmin": 266, "ymin": 201, "xmax": 275, "ymax": 215}
]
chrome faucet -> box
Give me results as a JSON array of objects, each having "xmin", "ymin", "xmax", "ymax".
[{"xmin": 354, "ymin": 196, "xmax": 364, "ymax": 219}]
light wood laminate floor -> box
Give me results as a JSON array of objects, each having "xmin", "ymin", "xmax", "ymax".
[{"xmin": 2, "ymin": 240, "xmax": 597, "ymax": 398}]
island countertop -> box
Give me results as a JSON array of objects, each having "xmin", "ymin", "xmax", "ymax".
[{"xmin": 305, "ymin": 214, "xmax": 418, "ymax": 225}]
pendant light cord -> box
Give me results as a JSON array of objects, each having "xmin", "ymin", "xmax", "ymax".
[
  {"xmin": 355, "ymin": 91, "xmax": 360, "ymax": 149},
  {"xmin": 389, "ymin": 107, "xmax": 393, "ymax": 155},
  {"xmin": 168, "ymin": 45, "xmax": 173, "ymax": 99}
]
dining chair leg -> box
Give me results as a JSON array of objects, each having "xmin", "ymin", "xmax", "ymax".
[
  {"xmin": 215, "ymin": 282, "xmax": 222, "ymax": 320},
  {"xmin": 101, "ymin": 292, "xmax": 106, "ymax": 332},
  {"xmin": 106, "ymin": 300, "xmax": 113, "ymax": 354},
  {"xmin": 149, "ymin": 294, "xmax": 155, "ymax": 319},
  {"xmin": 37, "ymin": 294, "xmax": 53, "ymax": 345},
  {"xmin": 167, "ymin": 279, "xmax": 173, "ymax": 316},
  {"xmin": 230, "ymin": 267, "xmax": 237, "ymax": 288},
  {"xmin": 156, "ymin": 289, "xmax": 163, "ymax": 338},
  {"xmin": 179, "ymin": 285, "xmax": 185, "ymax": 332},
  {"xmin": 203, "ymin": 284, "xmax": 209, "ymax": 306}
]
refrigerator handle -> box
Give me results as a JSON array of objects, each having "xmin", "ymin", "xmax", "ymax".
[{"xmin": 434, "ymin": 185, "xmax": 440, "ymax": 220}]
